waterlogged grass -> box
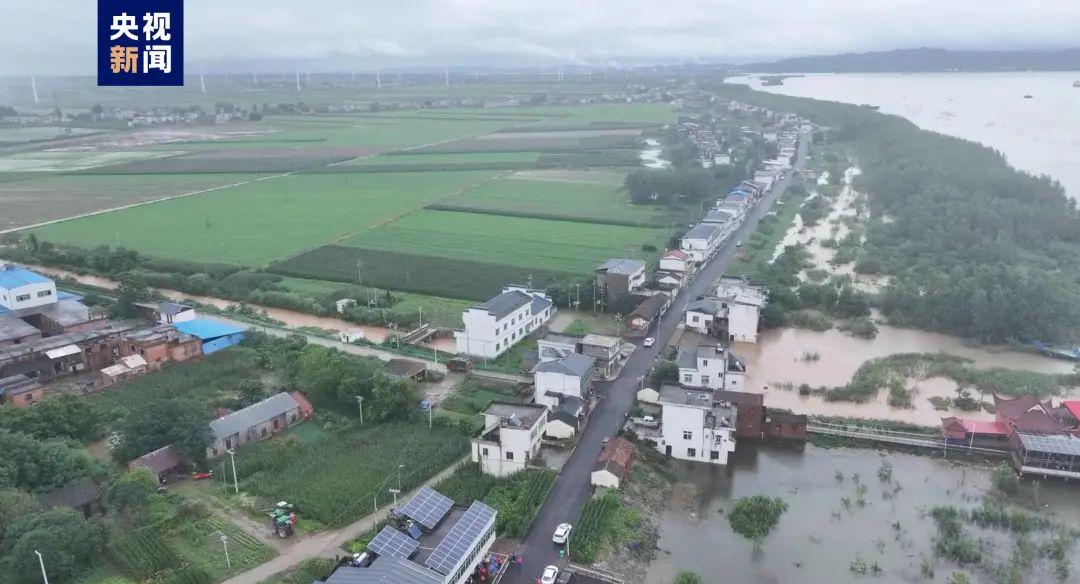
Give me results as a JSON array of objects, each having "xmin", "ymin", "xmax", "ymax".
[{"xmin": 33, "ymin": 171, "xmax": 497, "ymax": 266}]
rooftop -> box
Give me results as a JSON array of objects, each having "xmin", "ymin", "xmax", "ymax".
[
  {"xmin": 174, "ymin": 318, "xmax": 247, "ymax": 341},
  {"xmin": 581, "ymin": 333, "xmax": 620, "ymax": 349},
  {"xmin": 659, "ymin": 385, "xmax": 738, "ymax": 426},
  {"xmin": 0, "ymin": 265, "xmax": 51, "ymax": 289},
  {"xmin": 534, "ymin": 353, "xmax": 595, "ymax": 379},
  {"xmin": 530, "ymin": 294, "xmax": 552, "ymax": 316},
  {"xmin": 629, "ymin": 294, "xmax": 666, "ymax": 321},
  {"xmin": 40, "ymin": 299, "xmax": 94, "ymax": 327},
  {"xmin": 662, "ymin": 249, "xmax": 688, "ymax": 260},
  {"xmin": 482, "ymin": 402, "xmax": 546, "ymax": 431},
  {"xmin": 0, "ymin": 322, "xmax": 134, "ymax": 362},
  {"xmin": 683, "ymin": 223, "xmax": 721, "ymax": 240},
  {"xmin": 0, "ymin": 373, "xmax": 42, "ymax": 397},
  {"xmin": 129, "ymin": 444, "xmax": 186, "ymax": 475},
  {"xmin": 387, "ymin": 358, "xmax": 427, "ymax": 379},
  {"xmin": 540, "ymin": 332, "xmax": 581, "ymax": 346},
  {"xmin": 0, "ymin": 313, "xmax": 40, "ymax": 342},
  {"xmin": 596, "ymin": 258, "xmax": 646, "ymax": 275},
  {"xmin": 1016, "ymin": 432, "xmax": 1080, "ymax": 457},
  {"xmin": 594, "ymin": 436, "xmax": 635, "ymax": 480},
  {"xmin": 324, "ymin": 558, "xmax": 441, "ymax": 584},
  {"xmin": 209, "ymin": 392, "xmax": 299, "ymax": 441},
  {"xmin": 703, "ymin": 209, "xmax": 735, "ymax": 224},
  {"xmin": 685, "ymin": 298, "xmax": 721, "ymax": 315},
  {"xmin": 40, "ymin": 477, "xmax": 103, "ymax": 510},
  {"xmin": 477, "ymin": 289, "xmax": 532, "ymax": 321},
  {"xmin": 676, "ymin": 345, "xmax": 725, "ymax": 370}
]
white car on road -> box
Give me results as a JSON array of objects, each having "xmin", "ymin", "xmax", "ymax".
[
  {"xmin": 643, "ymin": 337, "xmax": 655, "ymax": 347},
  {"xmin": 552, "ymin": 522, "xmax": 573, "ymax": 544},
  {"xmin": 541, "ymin": 565, "xmax": 560, "ymax": 584}
]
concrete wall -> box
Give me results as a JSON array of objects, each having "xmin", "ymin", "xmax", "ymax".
[{"xmin": 0, "ymin": 281, "xmax": 56, "ymax": 312}]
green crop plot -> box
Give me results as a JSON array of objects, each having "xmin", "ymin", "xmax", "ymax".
[
  {"xmin": 340, "ymin": 209, "xmax": 664, "ymax": 273},
  {"xmin": 347, "ymin": 151, "xmax": 541, "ymax": 165},
  {"xmin": 32, "ymin": 171, "xmax": 498, "ymax": 266},
  {"xmin": 437, "ymin": 174, "xmax": 666, "ymax": 226}
]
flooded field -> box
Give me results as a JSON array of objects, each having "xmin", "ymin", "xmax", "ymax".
[
  {"xmin": 645, "ymin": 444, "xmax": 1080, "ymax": 584},
  {"xmin": 640, "ymin": 138, "xmax": 670, "ymax": 169},
  {"xmin": 727, "ymin": 324, "xmax": 1075, "ymax": 425}
]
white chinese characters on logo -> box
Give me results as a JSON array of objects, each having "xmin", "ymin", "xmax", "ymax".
[
  {"xmin": 109, "ymin": 13, "xmax": 139, "ymax": 41},
  {"xmin": 144, "ymin": 45, "xmax": 172, "ymax": 74},
  {"xmin": 142, "ymin": 12, "xmax": 171, "ymax": 41}
]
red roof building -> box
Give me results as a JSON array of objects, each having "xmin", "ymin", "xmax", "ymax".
[
  {"xmin": 289, "ymin": 391, "xmax": 315, "ymax": 420},
  {"xmin": 591, "ymin": 437, "xmax": 635, "ymax": 489},
  {"xmin": 994, "ymin": 394, "xmax": 1069, "ymax": 434}
]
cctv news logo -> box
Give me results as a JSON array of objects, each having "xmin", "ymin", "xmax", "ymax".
[{"xmin": 98, "ymin": 0, "xmax": 184, "ymax": 86}]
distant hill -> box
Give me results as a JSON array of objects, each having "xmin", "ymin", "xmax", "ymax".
[{"xmin": 742, "ymin": 47, "xmax": 1080, "ymax": 73}]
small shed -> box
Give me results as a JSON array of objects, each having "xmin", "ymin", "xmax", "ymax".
[
  {"xmin": 174, "ymin": 318, "xmax": 247, "ymax": 354},
  {"xmin": 339, "ymin": 329, "xmax": 365, "ymax": 344},
  {"xmin": 545, "ymin": 397, "xmax": 583, "ymax": 440},
  {"xmin": 764, "ymin": 411, "xmax": 808, "ymax": 441},
  {"xmin": 129, "ymin": 444, "xmax": 187, "ymax": 482},
  {"xmin": 636, "ymin": 386, "xmax": 660, "ymax": 405},
  {"xmin": 40, "ymin": 477, "xmax": 105, "ymax": 518},
  {"xmin": 387, "ymin": 358, "xmax": 427, "ymax": 382},
  {"xmin": 591, "ymin": 437, "xmax": 635, "ymax": 489},
  {"xmin": 289, "ymin": 391, "xmax": 315, "ymax": 420},
  {"xmin": 137, "ymin": 301, "xmax": 196, "ymax": 325},
  {"xmin": 0, "ymin": 373, "xmax": 45, "ymax": 406}
]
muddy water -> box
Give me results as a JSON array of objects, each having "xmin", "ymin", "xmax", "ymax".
[
  {"xmin": 640, "ymin": 138, "xmax": 671, "ymax": 169},
  {"xmin": 727, "ymin": 323, "xmax": 1076, "ymax": 425},
  {"xmin": 645, "ymin": 444, "xmax": 1080, "ymax": 584},
  {"xmin": 28, "ymin": 264, "xmax": 411, "ymax": 345}
]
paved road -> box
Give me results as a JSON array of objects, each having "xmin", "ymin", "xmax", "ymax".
[{"xmin": 503, "ymin": 129, "xmax": 811, "ymax": 583}]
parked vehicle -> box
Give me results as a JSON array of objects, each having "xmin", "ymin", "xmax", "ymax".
[
  {"xmin": 552, "ymin": 522, "xmax": 573, "ymax": 544},
  {"xmin": 629, "ymin": 415, "xmax": 659, "ymax": 428},
  {"xmin": 643, "ymin": 337, "xmax": 656, "ymax": 347},
  {"xmin": 541, "ymin": 565, "xmax": 560, "ymax": 584}
]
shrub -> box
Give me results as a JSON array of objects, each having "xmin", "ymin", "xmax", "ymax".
[
  {"xmin": 992, "ymin": 463, "xmax": 1020, "ymax": 497},
  {"xmin": 727, "ymin": 495, "xmax": 788, "ymax": 543}
]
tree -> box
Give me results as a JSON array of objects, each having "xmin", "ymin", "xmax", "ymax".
[
  {"xmin": 0, "ymin": 394, "xmax": 105, "ymax": 443},
  {"xmin": 0, "ymin": 488, "xmax": 41, "ymax": 546},
  {"xmin": 992, "ymin": 463, "xmax": 1019, "ymax": 497},
  {"xmin": 1, "ymin": 508, "xmax": 103, "ymax": 583},
  {"xmin": 651, "ymin": 360, "xmax": 679, "ymax": 386},
  {"xmin": 367, "ymin": 377, "xmax": 418, "ymax": 422},
  {"xmin": 112, "ymin": 274, "xmax": 151, "ymax": 318},
  {"xmin": 108, "ymin": 469, "xmax": 159, "ymax": 512},
  {"xmin": 727, "ymin": 495, "xmax": 788, "ymax": 544},
  {"xmin": 0, "ymin": 431, "xmax": 100, "ymax": 492},
  {"xmin": 114, "ymin": 398, "xmax": 212, "ymax": 463}
]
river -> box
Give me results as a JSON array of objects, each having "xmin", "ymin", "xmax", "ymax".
[
  {"xmin": 645, "ymin": 444, "xmax": 1080, "ymax": 584},
  {"xmin": 729, "ymin": 72, "xmax": 1080, "ymax": 199}
]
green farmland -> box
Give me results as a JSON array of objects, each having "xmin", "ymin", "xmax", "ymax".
[
  {"xmin": 436, "ymin": 173, "xmax": 667, "ymax": 226},
  {"xmin": 341, "ymin": 209, "xmax": 664, "ymax": 272},
  {"xmin": 32, "ymin": 170, "xmax": 499, "ymax": 265}
]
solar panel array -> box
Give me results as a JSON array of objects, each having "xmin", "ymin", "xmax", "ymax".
[
  {"xmin": 424, "ymin": 500, "xmax": 496, "ymax": 575},
  {"xmin": 1017, "ymin": 432, "xmax": 1080, "ymax": 456},
  {"xmin": 368, "ymin": 526, "xmax": 420, "ymax": 560},
  {"xmin": 399, "ymin": 486, "xmax": 454, "ymax": 530}
]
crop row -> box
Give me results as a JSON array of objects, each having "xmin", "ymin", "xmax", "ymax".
[{"xmin": 568, "ymin": 490, "xmax": 620, "ymax": 563}]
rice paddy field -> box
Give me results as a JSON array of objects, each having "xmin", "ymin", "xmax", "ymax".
[{"xmin": 8, "ymin": 86, "xmax": 678, "ymax": 323}]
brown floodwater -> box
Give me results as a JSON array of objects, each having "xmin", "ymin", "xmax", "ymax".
[
  {"xmin": 644, "ymin": 444, "xmax": 1080, "ymax": 584},
  {"xmin": 725, "ymin": 324, "xmax": 1076, "ymax": 425}
]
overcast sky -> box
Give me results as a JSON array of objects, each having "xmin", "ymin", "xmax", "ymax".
[{"xmin": 2, "ymin": 0, "xmax": 1079, "ymax": 74}]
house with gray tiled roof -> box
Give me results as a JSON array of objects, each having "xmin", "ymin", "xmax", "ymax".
[{"xmin": 453, "ymin": 286, "xmax": 553, "ymax": 360}]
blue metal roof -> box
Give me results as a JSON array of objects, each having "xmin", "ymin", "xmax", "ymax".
[
  {"xmin": 174, "ymin": 318, "xmax": 246, "ymax": 340},
  {"xmin": 0, "ymin": 267, "xmax": 52, "ymax": 289}
]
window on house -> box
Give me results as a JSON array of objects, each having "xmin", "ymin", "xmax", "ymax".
[
  {"xmin": 710, "ymin": 450, "xmax": 720, "ymax": 460},
  {"xmin": 482, "ymin": 447, "xmax": 489, "ymax": 457},
  {"xmin": 731, "ymin": 379, "xmax": 738, "ymax": 386},
  {"xmin": 37, "ymin": 290, "xmax": 52, "ymax": 298},
  {"xmin": 15, "ymin": 294, "xmax": 30, "ymax": 302},
  {"xmin": 683, "ymin": 374, "xmax": 692, "ymax": 383},
  {"xmin": 506, "ymin": 451, "xmax": 514, "ymax": 461},
  {"xmin": 702, "ymin": 359, "xmax": 708, "ymax": 366},
  {"xmin": 687, "ymin": 448, "xmax": 696, "ymax": 457},
  {"xmin": 701, "ymin": 375, "xmax": 710, "ymax": 385},
  {"xmin": 692, "ymin": 316, "xmax": 699, "ymax": 323},
  {"xmin": 683, "ymin": 431, "xmax": 692, "ymax": 440}
]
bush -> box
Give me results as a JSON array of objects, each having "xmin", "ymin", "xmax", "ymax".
[
  {"xmin": 992, "ymin": 463, "xmax": 1020, "ymax": 497},
  {"xmin": 842, "ymin": 316, "xmax": 878, "ymax": 339},
  {"xmin": 727, "ymin": 495, "xmax": 788, "ymax": 543}
]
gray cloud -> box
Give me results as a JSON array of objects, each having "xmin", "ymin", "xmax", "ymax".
[{"xmin": 1, "ymin": 0, "xmax": 1078, "ymax": 74}]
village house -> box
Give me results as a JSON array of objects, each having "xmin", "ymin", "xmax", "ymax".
[
  {"xmin": 0, "ymin": 373, "xmax": 44, "ymax": 406},
  {"xmin": 0, "ymin": 264, "xmax": 56, "ymax": 312},
  {"xmin": 207, "ymin": 392, "xmax": 305, "ymax": 458},
  {"xmin": 764, "ymin": 411, "xmax": 809, "ymax": 441},
  {"xmin": 533, "ymin": 353, "xmax": 596, "ymax": 409},
  {"xmin": 595, "ymin": 258, "xmax": 647, "ymax": 301},
  {"xmin": 659, "ymin": 249, "xmax": 689, "ymax": 273},
  {"xmin": 128, "ymin": 444, "xmax": 187, "ymax": 483},
  {"xmin": 40, "ymin": 478, "xmax": 105, "ymax": 518},
  {"xmin": 470, "ymin": 402, "xmax": 547, "ymax": 477},
  {"xmin": 31, "ymin": 298, "xmax": 107, "ymax": 336},
  {"xmin": 544, "ymin": 397, "xmax": 583, "ymax": 440},
  {"xmin": 0, "ymin": 314, "xmax": 41, "ymax": 348},
  {"xmin": 0, "ymin": 322, "xmax": 135, "ymax": 383},
  {"xmin": 714, "ymin": 390, "xmax": 765, "ymax": 439},
  {"xmin": 580, "ymin": 334, "xmax": 622, "ymax": 379},
  {"xmin": 677, "ymin": 345, "xmax": 747, "ymax": 392},
  {"xmin": 98, "ymin": 354, "xmax": 149, "ymax": 387},
  {"xmin": 174, "ymin": 318, "xmax": 247, "ymax": 355},
  {"xmin": 627, "ymin": 294, "xmax": 669, "ymax": 335},
  {"xmin": 679, "ymin": 223, "xmax": 724, "ymax": 264},
  {"xmin": 327, "ymin": 487, "xmax": 496, "ymax": 584},
  {"xmin": 591, "ymin": 437, "xmax": 635, "ymax": 489},
  {"xmin": 388, "ymin": 358, "xmax": 428, "ymax": 382},
  {"xmin": 137, "ymin": 301, "xmax": 197, "ymax": 325},
  {"xmin": 454, "ymin": 286, "xmax": 553, "ymax": 359},
  {"xmin": 654, "ymin": 385, "xmax": 738, "ymax": 465},
  {"xmin": 537, "ymin": 332, "xmax": 580, "ymax": 362},
  {"xmin": 713, "ymin": 277, "xmax": 767, "ymax": 343},
  {"xmin": 119, "ymin": 324, "xmax": 203, "ymax": 370}
]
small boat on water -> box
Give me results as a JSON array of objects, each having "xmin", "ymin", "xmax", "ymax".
[
  {"xmin": 1023, "ymin": 94, "xmax": 1033, "ymax": 99},
  {"xmin": 1073, "ymin": 80, "xmax": 1080, "ymax": 88}
]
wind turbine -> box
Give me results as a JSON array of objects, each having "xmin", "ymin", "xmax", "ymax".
[
  {"xmin": 199, "ymin": 67, "xmax": 206, "ymax": 94},
  {"xmin": 295, "ymin": 72, "xmax": 301, "ymax": 91},
  {"xmin": 30, "ymin": 76, "xmax": 39, "ymax": 105}
]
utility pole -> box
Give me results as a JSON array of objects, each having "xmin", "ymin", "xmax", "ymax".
[
  {"xmin": 389, "ymin": 489, "xmax": 401, "ymax": 505},
  {"xmin": 356, "ymin": 259, "xmax": 363, "ymax": 287},
  {"xmin": 373, "ymin": 493, "xmax": 378, "ymax": 513},
  {"xmin": 397, "ymin": 463, "xmax": 404, "ymax": 490},
  {"xmin": 418, "ymin": 306, "xmax": 423, "ymax": 328},
  {"xmin": 227, "ymin": 449, "xmax": 239, "ymax": 494},
  {"xmin": 356, "ymin": 395, "xmax": 364, "ymax": 426},
  {"xmin": 34, "ymin": 550, "xmax": 48, "ymax": 584},
  {"xmin": 220, "ymin": 535, "xmax": 231, "ymax": 568}
]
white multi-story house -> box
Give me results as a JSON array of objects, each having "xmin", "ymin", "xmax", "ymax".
[
  {"xmin": 714, "ymin": 277, "xmax": 767, "ymax": 343},
  {"xmin": 659, "ymin": 249, "xmax": 689, "ymax": 273},
  {"xmin": 454, "ymin": 286, "xmax": 553, "ymax": 359},
  {"xmin": 680, "ymin": 223, "xmax": 723, "ymax": 264},
  {"xmin": 654, "ymin": 385, "xmax": 738, "ymax": 465},
  {"xmin": 702, "ymin": 209, "xmax": 739, "ymax": 243},
  {"xmin": 0, "ymin": 264, "xmax": 57, "ymax": 312},
  {"xmin": 595, "ymin": 258, "xmax": 647, "ymax": 301},
  {"xmin": 471, "ymin": 403, "xmax": 547, "ymax": 477},
  {"xmin": 536, "ymin": 333, "xmax": 579, "ymax": 363},
  {"xmin": 534, "ymin": 353, "xmax": 596, "ymax": 408},
  {"xmin": 677, "ymin": 345, "xmax": 747, "ymax": 392}
]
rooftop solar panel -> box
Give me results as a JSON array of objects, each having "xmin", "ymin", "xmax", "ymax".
[
  {"xmin": 368, "ymin": 526, "xmax": 420, "ymax": 560},
  {"xmin": 399, "ymin": 486, "xmax": 454, "ymax": 530},
  {"xmin": 424, "ymin": 500, "xmax": 496, "ymax": 575}
]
